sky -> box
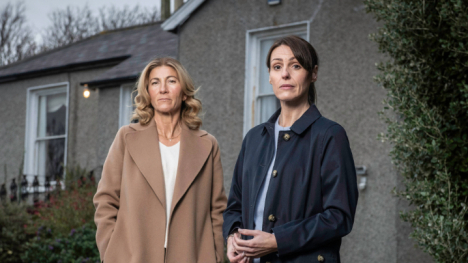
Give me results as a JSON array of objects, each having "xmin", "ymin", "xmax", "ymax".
[{"xmin": 11, "ymin": 0, "xmax": 161, "ymax": 43}]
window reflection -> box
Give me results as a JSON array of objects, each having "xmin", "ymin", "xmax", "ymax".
[{"xmin": 37, "ymin": 93, "xmax": 67, "ymax": 137}]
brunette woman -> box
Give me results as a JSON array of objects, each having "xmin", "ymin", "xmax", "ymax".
[{"xmin": 224, "ymin": 36, "xmax": 358, "ymax": 263}]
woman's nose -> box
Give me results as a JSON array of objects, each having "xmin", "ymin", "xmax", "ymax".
[
  {"xmin": 159, "ymin": 83, "xmax": 168, "ymax": 93},
  {"xmin": 281, "ymin": 68, "xmax": 290, "ymax": 79}
]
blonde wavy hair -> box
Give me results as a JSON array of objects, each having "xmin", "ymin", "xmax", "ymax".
[{"xmin": 132, "ymin": 57, "xmax": 202, "ymax": 130}]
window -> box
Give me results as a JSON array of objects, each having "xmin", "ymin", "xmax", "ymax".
[
  {"xmin": 24, "ymin": 83, "xmax": 69, "ymax": 188},
  {"xmin": 119, "ymin": 83, "xmax": 136, "ymax": 127},
  {"xmin": 244, "ymin": 21, "xmax": 309, "ymax": 135}
]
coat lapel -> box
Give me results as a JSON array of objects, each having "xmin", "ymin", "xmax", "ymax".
[
  {"xmin": 170, "ymin": 124, "xmax": 211, "ymax": 217},
  {"xmin": 126, "ymin": 121, "xmax": 166, "ymax": 209}
]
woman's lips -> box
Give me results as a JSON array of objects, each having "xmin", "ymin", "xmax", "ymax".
[{"xmin": 280, "ymin": 84, "xmax": 294, "ymax": 90}]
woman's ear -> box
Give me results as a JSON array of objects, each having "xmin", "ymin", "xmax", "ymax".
[{"xmin": 311, "ymin": 65, "xmax": 318, "ymax": 82}]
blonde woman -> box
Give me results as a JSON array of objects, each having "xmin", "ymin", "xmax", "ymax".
[{"xmin": 94, "ymin": 57, "xmax": 227, "ymax": 263}]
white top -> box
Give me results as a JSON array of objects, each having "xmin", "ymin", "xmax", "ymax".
[{"xmin": 159, "ymin": 141, "xmax": 180, "ymax": 248}]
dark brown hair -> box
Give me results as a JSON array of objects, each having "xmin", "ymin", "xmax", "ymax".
[{"xmin": 266, "ymin": 35, "xmax": 319, "ymax": 104}]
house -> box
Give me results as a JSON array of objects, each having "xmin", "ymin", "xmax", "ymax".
[
  {"xmin": 160, "ymin": 0, "xmax": 433, "ymax": 262},
  {"xmin": 0, "ymin": 21, "xmax": 177, "ymax": 195}
]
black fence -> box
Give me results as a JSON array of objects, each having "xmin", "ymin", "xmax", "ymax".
[{"xmin": 0, "ymin": 171, "xmax": 96, "ymax": 204}]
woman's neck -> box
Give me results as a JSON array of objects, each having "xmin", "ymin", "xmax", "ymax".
[
  {"xmin": 153, "ymin": 111, "xmax": 181, "ymax": 139},
  {"xmin": 278, "ymin": 98, "xmax": 310, "ymax": 127}
]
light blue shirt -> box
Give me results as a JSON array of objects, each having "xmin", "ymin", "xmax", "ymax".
[{"xmin": 253, "ymin": 118, "xmax": 290, "ymax": 262}]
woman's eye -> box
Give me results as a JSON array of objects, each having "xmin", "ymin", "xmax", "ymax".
[
  {"xmin": 292, "ymin": 64, "xmax": 301, "ymax": 69},
  {"xmin": 169, "ymin": 80, "xmax": 176, "ymax": 83},
  {"xmin": 273, "ymin": 65, "xmax": 281, "ymax": 70},
  {"xmin": 151, "ymin": 82, "xmax": 158, "ymax": 85}
]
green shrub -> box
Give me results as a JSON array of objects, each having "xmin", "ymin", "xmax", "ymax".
[
  {"xmin": 0, "ymin": 165, "xmax": 98, "ymax": 262},
  {"xmin": 0, "ymin": 202, "xmax": 35, "ymax": 263},
  {"xmin": 21, "ymin": 224, "xmax": 99, "ymax": 263},
  {"xmin": 32, "ymin": 165, "xmax": 96, "ymax": 236},
  {"xmin": 365, "ymin": 1, "xmax": 468, "ymax": 262}
]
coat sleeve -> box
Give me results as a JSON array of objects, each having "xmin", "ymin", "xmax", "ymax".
[
  {"xmin": 93, "ymin": 126, "xmax": 126, "ymax": 261},
  {"xmin": 273, "ymin": 124, "xmax": 359, "ymax": 256},
  {"xmin": 210, "ymin": 137, "xmax": 228, "ymax": 263},
  {"xmin": 223, "ymin": 138, "xmax": 246, "ymax": 241}
]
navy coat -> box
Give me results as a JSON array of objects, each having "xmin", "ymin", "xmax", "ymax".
[{"xmin": 223, "ymin": 105, "xmax": 358, "ymax": 263}]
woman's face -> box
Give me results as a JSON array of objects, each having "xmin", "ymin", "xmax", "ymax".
[
  {"xmin": 148, "ymin": 66, "xmax": 186, "ymax": 115},
  {"xmin": 269, "ymin": 45, "xmax": 317, "ymax": 103}
]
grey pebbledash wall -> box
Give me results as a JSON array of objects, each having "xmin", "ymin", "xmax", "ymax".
[{"xmin": 176, "ymin": 0, "xmax": 433, "ymax": 262}]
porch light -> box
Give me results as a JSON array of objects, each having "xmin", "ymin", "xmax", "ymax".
[{"xmin": 83, "ymin": 85, "xmax": 90, "ymax": 98}]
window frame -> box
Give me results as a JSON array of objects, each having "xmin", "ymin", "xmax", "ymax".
[
  {"xmin": 119, "ymin": 83, "xmax": 136, "ymax": 128},
  {"xmin": 243, "ymin": 21, "xmax": 310, "ymax": 136},
  {"xmin": 24, "ymin": 82, "xmax": 69, "ymax": 192}
]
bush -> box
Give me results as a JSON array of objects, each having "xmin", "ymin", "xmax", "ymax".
[
  {"xmin": 365, "ymin": 1, "xmax": 468, "ymax": 262},
  {"xmin": 0, "ymin": 202, "xmax": 35, "ymax": 263},
  {"xmin": 32, "ymin": 165, "xmax": 97, "ymax": 236},
  {"xmin": 0, "ymin": 165, "xmax": 98, "ymax": 262},
  {"xmin": 21, "ymin": 224, "xmax": 99, "ymax": 263}
]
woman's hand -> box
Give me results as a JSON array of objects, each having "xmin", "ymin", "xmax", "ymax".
[
  {"xmin": 232, "ymin": 229, "xmax": 278, "ymax": 258},
  {"xmin": 227, "ymin": 233, "xmax": 251, "ymax": 263}
]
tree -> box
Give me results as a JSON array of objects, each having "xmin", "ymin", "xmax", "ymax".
[
  {"xmin": 44, "ymin": 4, "xmax": 160, "ymax": 49},
  {"xmin": 99, "ymin": 5, "xmax": 160, "ymax": 31},
  {"xmin": 43, "ymin": 5, "xmax": 99, "ymax": 49},
  {"xmin": 365, "ymin": 1, "xmax": 468, "ymax": 262},
  {"xmin": 0, "ymin": 1, "xmax": 36, "ymax": 66}
]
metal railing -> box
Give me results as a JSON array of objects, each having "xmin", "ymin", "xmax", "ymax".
[{"xmin": 0, "ymin": 169, "xmax": 97, "ymax": 204}]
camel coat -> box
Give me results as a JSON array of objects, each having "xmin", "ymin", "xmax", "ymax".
[{"xmin": 93, "ymin": 120, "xmax": 227, "ymax": 263}]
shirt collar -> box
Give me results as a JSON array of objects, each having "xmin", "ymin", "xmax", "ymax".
[{"xmin": 262, "ymin": 104, "xmax": 322, "ymax": 135}]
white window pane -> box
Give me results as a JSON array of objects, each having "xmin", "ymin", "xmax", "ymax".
[
  {"xmin": 37, "ymin": 92, "xmax": 67, "ymax": 137},
  {"xmin": 35, "ymin": 138, "xmax": 65, "ymax": 178},
  {"xmin": 119, "ymin": 85, "xmax": 136, "ymax": 127},
  {"xmin": 259, "ymin": 95, "xmax": 280, "ymax": 123},
  {"xmin": 259, "ymin": 39, "xmax": 276, "ymax": 95}
]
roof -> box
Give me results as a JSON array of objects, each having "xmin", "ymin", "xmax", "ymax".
[
  {"xmin": 0, "ymin": 21, "xmax": 178, "ymax": 87},
  {"xmin": 161, "ymin": 0, "xmax": 206, "ymax": 31}
]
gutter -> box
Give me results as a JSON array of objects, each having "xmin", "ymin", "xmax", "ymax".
[
  {"xmin": 81, "ymin": 75, "xmax": 139, "ymax": 89},
  {"xmin": 0, "ymin": 55, "xmax": 131, "ymax": 84}
]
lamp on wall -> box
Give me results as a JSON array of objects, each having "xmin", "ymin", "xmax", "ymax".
[
  {"xmin": 356, "ymin": 165, "xmax": 368, "ymax": 190},
  {"xmin": 268, "ymin": 0, "xmax": 281, "ymax": 5},
  {"xmin": 83, "ymin": 85, "xmax": 90, "ymax": 98}
]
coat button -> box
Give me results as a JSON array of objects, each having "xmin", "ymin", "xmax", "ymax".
[
  {"xmin": 318, "ymin": 255, "xmax": 324, "ymax": 262},
  {"xmin": 268, "ymin": 214, "xmax": 276, "ymax": 222},
  {"xmin": 283, "ymin": 133, "xmax": 290, "ymax": 141},
  {"xmin": 272, "ymin": 170, "xmax": 278, "ymax": 177}
]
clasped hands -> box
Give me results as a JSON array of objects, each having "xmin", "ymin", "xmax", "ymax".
[{"xmin": 227, "ymin": 228, "xmax": 278, "ymax": 263}]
